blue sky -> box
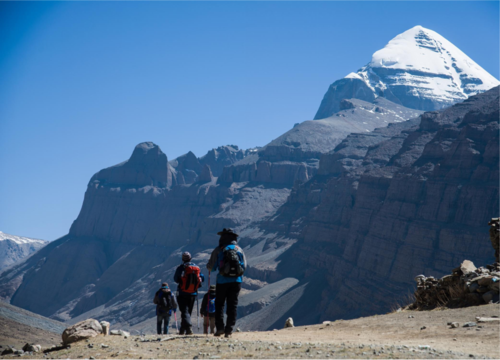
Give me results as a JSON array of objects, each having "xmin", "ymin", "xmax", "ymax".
[{"xmin": 1, "ymin": 1, "xmax": 498, "ymax": 240}]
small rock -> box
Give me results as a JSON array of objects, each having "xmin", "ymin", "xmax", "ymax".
[
  {"xmin": 450, "ymin": 322, "xmax": 460, "ymax": 328},
  {"xmin": 2, "ymin": 348, "xmax": 14, "ymax": 356},
  {"xmin": 420, "ymin": 326, "xmax": 427, "ymax": 330},
  {"xmin": 90, "ymin": 357, "xmax": 95, "ymax": 360},
  {"xmin": 463, "ymin": 322, "xmax": 477, "ymax": 328},
  {"xmin": 101, "ymin": 344, "xmax": 109, "ymax": 348}
]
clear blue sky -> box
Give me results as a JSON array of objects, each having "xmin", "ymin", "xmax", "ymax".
[{"xmin": 1, "ymin": 1, "xmax": 498, "ymax": 241}]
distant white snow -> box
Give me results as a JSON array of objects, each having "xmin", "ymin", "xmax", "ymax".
[
  {"xmin": 0, "ymin": 231, "xmax": 46, "ymax": 245},
  {"xmin": 350, "ymin": 25, "xmax": 499, "ymax": 103}
]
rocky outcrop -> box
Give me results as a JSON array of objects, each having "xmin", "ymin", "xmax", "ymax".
[
  {"xmin": 413, "ymin": 260, "xmax": 499, "ymax": 309},
  {"xmin": 169, "ymin": 145, "xmax": 252, "ymax": 184}
]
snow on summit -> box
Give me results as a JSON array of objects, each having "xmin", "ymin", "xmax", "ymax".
[
  {"xmin": 358, "ymin": 26, "xmax": 499, "ymax": 103},
  {"xmin": 315, "ymin": 26, "xmax": 498, "ymax": 119},
  {"xmin": 0, "ymin": 231, "xmax": 46, "ymax": 245}
]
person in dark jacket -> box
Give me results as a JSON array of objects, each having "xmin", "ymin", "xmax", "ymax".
[
  {"xmin": 206, "ymin": 228, "xmax": 246, "ymax": 337},
  {"xmin": 174, "ymin": 251, "xmax": 205, "ymax": 335},
  {"xmin": 153, "ymin": 282, "xmax": 177, "ymax": 335},
  {"xmin": 200, "ymin": 285, "xmax": 216, "ymax": 334}
]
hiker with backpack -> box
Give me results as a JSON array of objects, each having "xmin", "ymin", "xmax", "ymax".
[
  {"xmin": 174, "ymin": 251, "xmax": 205, "ymax": 335},
  {"xmin": 200, "ymin": 284, "xmax": 216, "ymax": 334},
  {"xmin": 153, "ymin": 282, "xmax": 178, "ymax": 335},
  {"xmin": 206, "ymin": 228, "xmax": 246, "ymax": 338}
]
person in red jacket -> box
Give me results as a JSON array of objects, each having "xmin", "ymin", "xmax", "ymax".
[{"xmin": 174, "ymin": 252, "xmax": 205, "ymax": 335}]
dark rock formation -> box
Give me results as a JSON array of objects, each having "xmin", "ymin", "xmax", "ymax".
[{"xmin": 270, "ymin": 86, "xmax": 499, "ymax": 326}]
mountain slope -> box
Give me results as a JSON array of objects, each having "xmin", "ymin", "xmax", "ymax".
[
  {"xmin": 315, "ymin": 26, "xmax": 499, "ymax": 118},
  {"xmin": 0, "ymin": 231, "xmax": 47, "ymax": 270}
]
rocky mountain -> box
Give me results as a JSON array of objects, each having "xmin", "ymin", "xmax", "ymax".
[
  {"xmin": 0, "ymin": 232, "xmax": 47, "ymax": 270},
  {"xmin": 169, "ymin": 145, "xmax": 255, "ymax": 184},
  {"xmin": 0, "ymin": 27, "xmax": 497, "ymax": 333},
  {"xmin": 314, "ymin": 26, "xmax": 499, "ymax": 119},
  {"xmin": 259, "ymin": 86, "xmax": 499, "ymax": 327}
]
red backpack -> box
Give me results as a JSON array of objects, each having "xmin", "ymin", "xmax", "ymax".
[{"xmin": 180, "ymin": 263, "xmax": 202, "ymax": 293}]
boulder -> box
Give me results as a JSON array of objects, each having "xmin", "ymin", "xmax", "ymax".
[
  {"xmin": 62, "ymin": 319, "xmax": 103, "ymax": 345},
  {"xmin": 460, "ymin": 261, "xmax": 477, "ymax": 276},
  {"xmin": 100, "ymin": 321, "xmax": 110, "ymax": 335},
  {"xmin": 284, "ymin": 317, "xmax": 294, "ymax": 328},
  {"xmin": 22, "ymin": 344, "xmax": 41, "ymax": 353}
]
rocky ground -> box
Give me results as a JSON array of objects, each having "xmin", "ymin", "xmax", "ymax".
[{"xmin": 1, "ymin": 304, "xmax": 498, "ymax": 359}]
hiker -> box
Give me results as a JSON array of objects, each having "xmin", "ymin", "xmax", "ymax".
[
  {"xmin": 174, "ymin": 251, "xmax": 205, "ymax": 335},
  {"xmin": 206, "ymin": 228, "xmax": 247, "ymax": 337},
  {"xmin": 153, "ymin": 282, "xmax": 177, "ymax": 335},
  {"xmin": 200, "ymin": 284, "xmax": 217, "ymax": 334}
]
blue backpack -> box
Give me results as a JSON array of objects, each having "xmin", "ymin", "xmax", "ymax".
[{"xmin": 208, "ymin": 297, "xmax": 216, "ymax": 314}]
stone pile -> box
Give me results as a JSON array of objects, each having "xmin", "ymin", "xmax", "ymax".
[{"xmin": 412, "ymin": 260, "xmax": 499, "ymax": 309}]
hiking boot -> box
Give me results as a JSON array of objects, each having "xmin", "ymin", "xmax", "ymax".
[
  {"xmin": 178, "ymin": 329, "xmax": 185, "ymax": 336},
  {"xmin": 185, "ymin": 328, "xmax": 194, "ymax": 335},
  {"xmin": 224, "ymin": 333, "xmax": 232, "ymax": 338},
  {"xmin": 214, "ymin": 330, "xmax": 225, "ymax": 337}
]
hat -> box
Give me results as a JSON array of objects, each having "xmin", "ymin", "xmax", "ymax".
[
  {"xmin": 217, "ymin": 228, "xmax": 239, "ymax": 237},
  {"xmin": 182, "ymin": 251, "xmax": 192, "ymax": 262},
  {"xmin": 162, "ymin": 282, "xmax": 169, "ymax": 289},
  {"xmin": 209, "ymin": 285, "xmax": 216, "ymax": 291}
]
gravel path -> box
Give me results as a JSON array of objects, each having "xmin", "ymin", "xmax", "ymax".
[{"xmin": 0, "ymin": 304, "xmax": 498, "ymax": 359}]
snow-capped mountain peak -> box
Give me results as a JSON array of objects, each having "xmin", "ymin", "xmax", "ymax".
[
  {"xmin": 315, "ymin": 26, "xmax": 499, "ymax": 119},
  {"xmin": 367, "ymin": 25, "xmax": 498, "ymax": 96},
  {"xmin": 0, "ymin": 231, "xmax": 46, "ymax": 245}
]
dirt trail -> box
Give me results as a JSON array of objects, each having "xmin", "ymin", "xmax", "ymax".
[
  {"xmin": 1, "ymin": 304, "xmax": 498, "ymax": 359},
  {"xmin": 236, "ymin": 304, "xmax": 500, "ymax": 358}
]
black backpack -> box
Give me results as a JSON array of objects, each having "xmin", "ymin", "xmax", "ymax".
[
  {"xmin": 158, "ymin": 292, "xmax": 172, "ymax": 311},
  {"xmin": 219, "ymin": 246, "xmax": 244, "ymax": 277}
]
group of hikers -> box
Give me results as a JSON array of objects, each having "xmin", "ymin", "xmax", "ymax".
[{"xmin": 153, "ymin": 228, "xmax": 246, "ymax": 338}]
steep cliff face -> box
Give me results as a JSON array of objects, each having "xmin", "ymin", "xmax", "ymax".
[
  {"xmin": 0, "ymin": 140, "xmax": 290, "ymax": 322},
  {"xmin": 273, "ymin": 87, "xmax": 499, "ymax": 325},
  {"xmin": 315, "ymin": 26, "xmax": 499, "ymax": 119}
]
